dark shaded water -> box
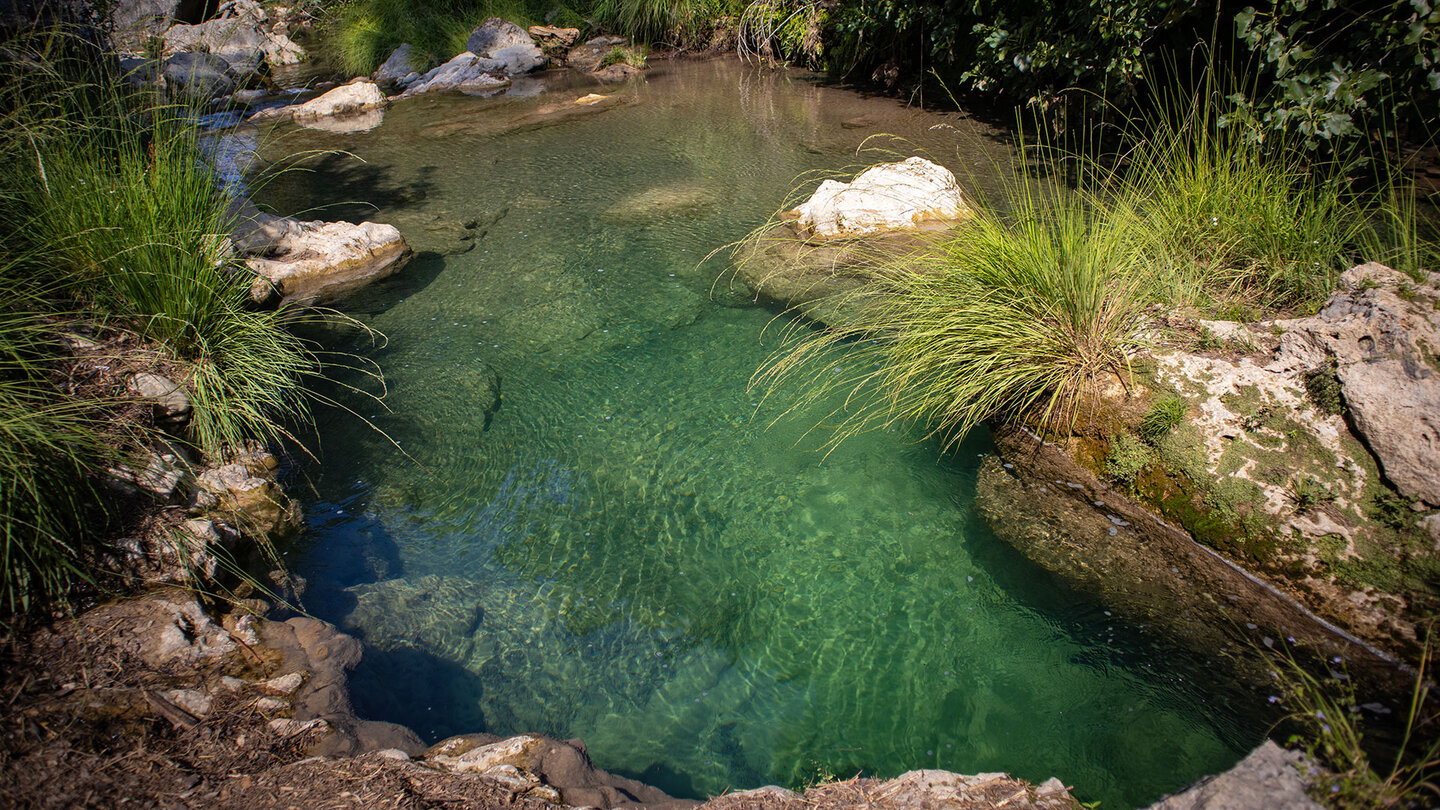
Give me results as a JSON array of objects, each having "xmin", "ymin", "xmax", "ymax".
[{"xmin": 258, "ymin": 58, "xmax": 1270, "ymax": 807}]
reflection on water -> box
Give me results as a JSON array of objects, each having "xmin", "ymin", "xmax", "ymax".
[{"xmin": 264, "ymin": 59, "xmax": 1269, "ymax": 808}]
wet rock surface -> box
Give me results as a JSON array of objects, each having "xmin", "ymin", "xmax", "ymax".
[{"xmin": 977, "ymin": 426, "xmax": 1408, "ymax": 694}]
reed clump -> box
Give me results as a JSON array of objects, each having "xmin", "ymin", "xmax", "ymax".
[{"xmin": 0, "ymin": 24, "xmax": 321, "ymax": 609}]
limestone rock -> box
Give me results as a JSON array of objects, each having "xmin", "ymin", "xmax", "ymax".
[
  {"xmin": 373, "ymin": 43, "xmax": 420, "ymax": 87},
  {"xmin": 110, "ymin": 0, "xmax": 185, "ymax": 53},
  {"xmin": 1146, "ymin": 741, "xmax": 1320, "ymax": 809},
  {"xmin": 1268, "ymin": 264, "xmax": 1440, "ymax": 504},
  {"xmin": 528, "ymin": 25, "xmax": 580, "ymax": 49},
  {"xmin": 128, "ymin": 372, "xmax": 191, "ymax": 428},
  {"xmin": 465, "ymin": 17, "xmax": 544, "ymax": 73},
  {"xmin": 234, "ymin": 210, "xmax": 412, "ymax": 305},
  {"xmin": 566, "ymin": 36, "xmax": 627, "ymax": 72},
  {"xmin": 787, "ymin": 156, "xmax": 971, "ymax": 239},
  {"xmin": 197, "ymin": 463, "xmax": 301, "ymax": 538},
  {"xmin": 109, "ymin": 451, "xmax": 190, "ymax": 501},
  {"xmin": 296, "ymin": 80, "xmax": 385, "ymax": 118},
  {"xmin": 398, "ymin": 52, "xmax": 512, "ymax": 97}
]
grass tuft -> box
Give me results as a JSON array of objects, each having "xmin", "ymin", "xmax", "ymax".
[{"xmin": 752, "ymin": 172, "xmax": 1153, "ymax": 451}]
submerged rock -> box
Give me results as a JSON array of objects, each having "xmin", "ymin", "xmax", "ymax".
[
  {"xmin": 730, "ymin": 224, "xmax": 941, "ymax": 326},
  {"xmin": 786, "ymin": 156, "xmax": 971, "ymax": 240}
]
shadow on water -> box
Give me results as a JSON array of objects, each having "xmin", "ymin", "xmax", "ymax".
[
  {"xmin": 349, "ymin": 643, "xmax": 492, "ymax": 743},
  {"xmin": 260, "ymin": 151, "xmax": 438, "ymax": 222}
]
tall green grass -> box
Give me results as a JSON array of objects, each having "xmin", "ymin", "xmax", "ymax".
[
  {"xmin": 0, "ymin": 302, "xmax": 117, "ymax": 612},
  {"xmin": 23, "ymin": 107, "xmax": 315, "ymax": 455},
  {"xmin": 746, "ymin": 82, "xmax": 1436, "ymax": 453},
  {"xmin": 0, "ymin": 24, "xmax": 324, "ymax": 609},
  {"xmin": 325, "ymin": 0, "xmax": 573, "ymax": 76},
  {"xmin": 1113, "ymin": 86, "xmax": 1368, "ymax": 315},
  {"xmin": 751, "ymin": 179, "xmax": 1153, "ymax": 450}
]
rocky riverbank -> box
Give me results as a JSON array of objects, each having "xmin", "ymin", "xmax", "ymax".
[{"xmin": 1, "ymin": 581, "xmax": 1321, "ymax": 809}]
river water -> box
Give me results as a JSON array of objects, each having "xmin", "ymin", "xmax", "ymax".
[{"xmin": 258, "ymin": 58, "xmax": 1269, "ymax": 807}]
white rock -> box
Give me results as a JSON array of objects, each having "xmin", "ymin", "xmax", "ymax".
[
  {"xmin": 234, "ymin": 212, "xmax": 411, "ymax": 304},
  {"xmin": 788, "ymin": 157, "xmax": 970, "ymax": 239},
  {"xmin": 293, "ymin": 81, "xmax": 386, "ymax": 120},
  {"xmin": 260, "ymin": 671, "xmax": 305, "ymax": 695},
  {"xmin": 164, "ymin": 688, "xmax": 213, "ymax": 717},
  {"xmin": 399, "ymin": 52, "xmax": 511, "ymax": 96}
]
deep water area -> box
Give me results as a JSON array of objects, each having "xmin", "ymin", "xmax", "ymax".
[{"xmin": 257, "ymin": 59, "xmax": 1272, "ymax": 808}]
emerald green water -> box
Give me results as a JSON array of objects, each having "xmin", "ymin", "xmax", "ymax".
[{"xmin": 262, "ymin": 59, "xmax": 1268, "ymax": 807}]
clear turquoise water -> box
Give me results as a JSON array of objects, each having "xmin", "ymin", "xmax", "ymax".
[{"xmin": 263, "ymin": 59, "xmax": 1268, "ymax": 808}]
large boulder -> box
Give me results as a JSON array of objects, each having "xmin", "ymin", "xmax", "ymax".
[
  {"xmin": 464, "ymin": 17, "xmax": 544, "ymax": 73},
  {"xmin": 164, "ymin": 16, "xmax": 267, "ymax": 74},
  {"xmin": 1268, "ymin": 264, "xmax": 1440, "ymax": 505},
  {"xmin": 163, "ymin": 51, "xmax": 236, "ymax": 99},
  {"xmin": 1146, "ymin": 741, "xmax": 1320, "ymax": 810},
  {"xmin": 110, "ymin": 0, "xmax": 185, "ymax": 53},
  {"xmin": 398, "ymin": 52, "xmax": 511, "ymax": 96},
  {"xmin": 372, "ymin": 42, "xmax": 420, "ymax": 88},
  {"xmin": 786, "ymin": 156, "xmax": 971, "ymax": 240},
  {"xmin": 233, "ymin": 208, "xmax": 412, "ymax": 304},
  {"xmin": 161, "ymin": 0, "xmax": 305, "ymax": 73}
]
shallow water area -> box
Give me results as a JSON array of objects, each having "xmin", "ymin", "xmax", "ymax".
[{"xmin": 261, "ymin": 58, "xmax": 1270, "ymax": 807}]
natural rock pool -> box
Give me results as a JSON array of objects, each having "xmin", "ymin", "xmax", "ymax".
[{"xmin": 257, "ymin": 58, "xmax": 1271, "ymax": 807}]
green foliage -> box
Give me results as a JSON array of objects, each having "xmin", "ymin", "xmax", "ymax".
[
  {"xmin": 820, "ymin": 0, "xmax": 1436, "ymax": 155},
  {"xmin": 1270, "ymin": 641, "xmax": 1440, "ymax": 809},
  {"xmin": 751, "ymin": 170, "xmax": 1152, "ymax": 451},
  {"xmin": 1369, "ymin": 489, "xmax": 1415, "ymax": 531},
  {"xmin": 598, "ymin": 44, "xmax": 647, "ymax": 68},
  {"xmin": 1234, "ymin": 0, "xmax": 1438, "ymax": 150},
  {"xmin": 1138, "ymin": 395, "xmax": 1186, "ymax": 444},
  {"xmin": 1107, "ymin": 433, "xmax": 1155, "ymax": 486},
  {"xmin": 1289, "ymin": 474, "xmax": 1335, "ymax": 514},
  {"xmin": 324, "ymin": 0, "xmax": 562, "ymax": 75}
]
